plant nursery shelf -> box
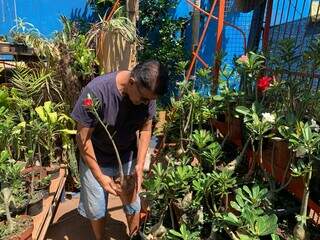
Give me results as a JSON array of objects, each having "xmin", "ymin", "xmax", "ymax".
[
  {"xmin": 32, "ymin": 166, "xmax": 67, "ymax": 240},
  {"xmin": 0, "ymin": 42, "xmax": 34, "ymax": 56}
]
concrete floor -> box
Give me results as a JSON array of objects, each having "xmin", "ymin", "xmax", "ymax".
[{"xmin": 45, "ymin": 194, "xmax": 129, "ymax": 240}]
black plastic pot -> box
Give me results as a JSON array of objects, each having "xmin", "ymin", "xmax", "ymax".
[
  {"xmin": 27, "ymin": 197, "xmax": 43, "ymax": 216},
  {"xmin": 27, "ymin": 189, "xmax": 48, "ymax": 216}
]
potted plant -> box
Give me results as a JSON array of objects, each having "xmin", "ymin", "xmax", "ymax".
[
  {"xmin": 236, "ymin": 102, "xmax": 277, "ymax": 177},
  {"xmin": 219, "ymin": 185, "xmax": 279, "ymax": 239},
  {"xmin": 211, "ymin": 79, "xmax": 244, "ymax": 148},
  {"xmin": 285, "ymin": 121, "xmax": 320, "ymax": 240},
  {"xmin": 0, "ymin": 150, "xmax": 33, "ymax": 240},
  {"xmin": 35, "ymin": 101, "xmax": 76, "ymax": 173}
]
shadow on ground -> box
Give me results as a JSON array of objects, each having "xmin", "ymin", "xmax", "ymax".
[{"xmin": 46, "ymin": 208, "xmax": 129, "ymax": 240}]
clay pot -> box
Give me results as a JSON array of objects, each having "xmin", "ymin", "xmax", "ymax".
[
  {"xmin": 27, "ymin": 189, "xmax": 48, "ymax": 216},
  {"xmin": 114, "ymin": 176, "xmax": 139, "ymax": 236},
  {"xmin": 21, "ymin": 166, "xmax": 47, "ymax": 182},
  {"xmin": 114, "ymin": 175, "xmax": 137, "ymax": 205},
  {"xmin": 46, "ymin": 164, "xmax": 60, "ymax": 180},
  {"xmin": 2, "ymin": 215, "xmax": 34, "ymax": 240},
  {"xmin": 210, "ymin": 115, "xmax": 242, "ymax": 148}
]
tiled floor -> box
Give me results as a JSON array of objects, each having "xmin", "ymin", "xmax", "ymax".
[{"xmin": 45, "ymin": 194, "xmax": 129, "ymax": 240}]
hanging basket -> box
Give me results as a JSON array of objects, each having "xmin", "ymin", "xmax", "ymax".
[{"xmin": 235, "ymin": 0, "xmax": 265, "ymax": 13}]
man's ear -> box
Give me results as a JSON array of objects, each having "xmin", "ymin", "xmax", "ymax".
[{"xmin": 129, "ymin": 77, "xmax": 135, "ymax": 85}]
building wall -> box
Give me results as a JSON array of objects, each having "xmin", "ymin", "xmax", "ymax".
[{"xmin": 0, "ymin": 0, "xmax": 90, "ymax": 38}]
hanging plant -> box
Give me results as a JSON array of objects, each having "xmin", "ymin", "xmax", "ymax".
[{"xmin": 235, "ymin": 0, "xmax": 265, "ymax": 13}]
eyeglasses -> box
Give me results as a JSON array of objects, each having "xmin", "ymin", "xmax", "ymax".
[{"xmin": 135, "ymin": 83, "xmax": 151, "ymax": 104}]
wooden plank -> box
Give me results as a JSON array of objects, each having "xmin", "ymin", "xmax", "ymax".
[{"xmin": 32, "ymin": 167, "xmax": 67, "ymax": 240}]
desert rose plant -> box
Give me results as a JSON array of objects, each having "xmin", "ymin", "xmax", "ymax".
[
  {"xmin": 284, "ymin": 121, "xmax": 320, "ymax": 240},
  {"xmin": 82, "ymin": 93, "xmax": 124, "ymax": 184}
]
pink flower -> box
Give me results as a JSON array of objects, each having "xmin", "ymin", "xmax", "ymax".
[
  {"xmin": 237, "ymin": 54, "xmax": 249, "ymax": 64},
  {"xmin": 83, "ymin": 98, "xmax": 93, "ymax": 107},
  {"xmin": 257, "ymin": 76, "xmax": 272, "ymax": 92}
]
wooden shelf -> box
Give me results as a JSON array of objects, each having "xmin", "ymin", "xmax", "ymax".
[
  {"xmin": 0, "ymin": 42, "xmax": 34, "ymax": 56},
  {"xmin": 32, "ymin": 166, "xmax": 67, "ymax": 240}
]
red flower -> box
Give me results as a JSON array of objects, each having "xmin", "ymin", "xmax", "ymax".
[
  {"xmin": 83, "ymin": 98, "xmax": 93, "ymax": 107},
  {"xmin": 257, "ymin": 76, "xmax": 272, "ymax": 92}
]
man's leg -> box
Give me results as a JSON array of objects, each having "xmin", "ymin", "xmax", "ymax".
[
  {"xmin": 78, "ymin": 159, "xmax": 109, "ymax": 240},
  {"xmin": 90, "ymin": 218, "xmax": 106, "ymax": 240},
  {"xmin": 121, "ymin": 154, "xmax": 141, "ymax": 236}
]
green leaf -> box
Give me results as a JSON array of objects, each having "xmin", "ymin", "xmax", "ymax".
[
  {"xmin": 224, "ymin": 212, "xmax": 240, "ymax": 226},
  {"xmin": 212, "ymin": 95, "xmax": 224, "ymax": 101},
  {"xmin": 236, "ymin": 106, "xmax": 250, "ymax": 116},
  {"xmin": 35, "ymin": 106, "xmax": 47, "ymax": 122},
  {"xmin": 255, "ymin": 214, "xmax": 278, "ymax": 236},
  {"xmin": 230, "ymin": 201, "xmax": 241, "ymax": 211},
  {"xmin": 271, "ymin": 234, "xmax": 280, "ymax": 240},
  {"xmin": 59, "ymin": 129, "xmax": 77, "ymax": 135},
  {"xmin": 168, "ymin": 229, "xmax": 183, "ymax": 238},
  {"xmin": 237, "ymin": 233, "xmax": 256, "ymax": 240},
  {"xmin": 48, "ymin": 112, "xmax": 58, "ymax": 124},
  {"xmin": 43, "ymin": 101, "xmax": 53, "ymax": 114}
]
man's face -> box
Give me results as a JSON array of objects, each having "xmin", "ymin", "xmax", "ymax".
[{"xmin": 128, "ymin": 78, "xmax": 157, "ymax": 105}]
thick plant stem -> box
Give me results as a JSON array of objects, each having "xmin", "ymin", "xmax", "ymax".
[
  {"xmin": 1, "ymin": 187, "xmax": 14, "ymax": 233},
  {"xmin": 93, "ymin": 109, "xmax": 124, "ymax": 184},
  {"xmin": 235, "ymin": 138, "xmax": 250, "ymax": 166},
  {"xmin": 294, "ymin": 164, "xmax": 313, "ymax": 240}
]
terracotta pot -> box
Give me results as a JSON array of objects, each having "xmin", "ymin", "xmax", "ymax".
[
  {"xmin": 21, "ymin": 166, "xmax": 47, "ymax": 182},
  {"xmin": 9, "ymin": 223, "xmax": 33, "ymax": 240},
  {"xmin": 6, "ymin": 215, "xmax": 33, "ymax": 240},
  {"xmin": 114, "ymin": 176, "xmax": 137, "ymax": 205},
  {"xmin": 272, "ymin": 140, "xmax": 291, "ymax": 170},
  {"xmin": 210, "ymin": 115, "xmax": 242, "ymax": 148},
  {"xmin": 256, "ymin": 139, "xmax": 292, "ymax": 184},
  {"xmin": 114, "ymin": 176, "xmax": 139, "ymax": 236},
  {"xmin": 46, "ymin": 164, "xmax": 60, "ymax": 180}
]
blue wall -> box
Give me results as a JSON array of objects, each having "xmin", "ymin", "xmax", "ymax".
[
  {"xmin": 0, "ymin": 0, "xmax": 312, "ymax": 64},
  {"xmin": 0, "ymin": 0, "xmax": 90, "ymax": 38}
]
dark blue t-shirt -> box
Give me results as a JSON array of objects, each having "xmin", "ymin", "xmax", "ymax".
[{"xmin": 71, "ymin": 72, "xmax": 156, "ymax": 166}]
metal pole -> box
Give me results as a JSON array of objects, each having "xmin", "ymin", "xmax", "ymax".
[
  {"xmin": 13, "ymin": 0, "xmax": 18, "ymax": 26},
  {"xmin": 213, "ymin": 0, "xmax": 226, "ymax": 91},
  {"xmin": 186, "ymin": 0, "xmax": 218, "ymax": 81},
  {"xmin": 247, "ymin": 0, "xmax": 267, "ymax": 52},
  {"xmin": 190, "ymin": 0, "xmax": 201, "ymax": 76},
  {"xmin": 263, "ymin": 0, "xmax": 273, "ymax": 51}
]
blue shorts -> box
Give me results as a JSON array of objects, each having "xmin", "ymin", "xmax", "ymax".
[{"xmin": 78, "ymin": 155, "xmax": 141, "ymax": 220}]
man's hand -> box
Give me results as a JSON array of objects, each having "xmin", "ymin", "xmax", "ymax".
[
  {"xmin": 134, "ymin": 165, "xmax": 143, "ymax": 193},
  {"xmin": 99, "ymin": 175, "xmax": 118, "ymax": 196}
]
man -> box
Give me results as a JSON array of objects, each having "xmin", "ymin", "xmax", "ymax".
[{"xmin": 71, "ymin": 60, "xmax": 169, "ymax": 240}]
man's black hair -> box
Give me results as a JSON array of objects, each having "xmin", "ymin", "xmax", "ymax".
[{"xmin": 131, "ymin": 60, "xmax": 169, "ymax": 96}]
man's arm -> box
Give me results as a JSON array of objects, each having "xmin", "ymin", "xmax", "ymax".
[
  {"xmin": 76, "ymin": 123, "xmax": 117, "ymax": 195},
  {"xmin": 135, "ymin": 119, "xmax": 153, "ymax": 192}
]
